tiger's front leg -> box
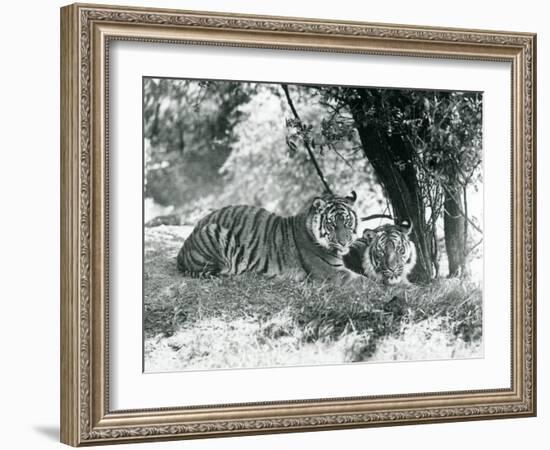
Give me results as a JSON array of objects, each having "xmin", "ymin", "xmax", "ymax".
[
  {"xmin": 265, "ymin": 267, "xmax": 309, "ymax": 283},
  {"xmin": 318, "ymin": 268, "xmax": 362, "ymax": 286}
]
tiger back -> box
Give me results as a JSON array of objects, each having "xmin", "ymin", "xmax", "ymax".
[{"xmin": 176, "ymin": 192, "xmax": 359, "ymax": 281}]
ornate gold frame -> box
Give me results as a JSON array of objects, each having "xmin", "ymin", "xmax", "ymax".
[{"xmin": 60, "ymin": 2, "xmax": 536, "ymax": 446}]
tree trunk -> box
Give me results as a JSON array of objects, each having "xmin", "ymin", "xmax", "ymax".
[
  {"xmin": 348, "ymin": 94, "xmax": 433, "ymax": 283},
  {"xmin": 443, "ymin": 185, "xmax": 466, "ymax": 277}
]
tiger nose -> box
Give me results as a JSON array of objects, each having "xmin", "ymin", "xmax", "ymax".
[
  {"xmin": 336, "ymin": 237, "xmax": 348, "ymax": 247},
  {"xmin": 336, "ymin": 229, "xmax": 351, "ymax": 245},
  {"xmin": 385, "ymin": 246, "xmax": 398, "ymax": 270}
]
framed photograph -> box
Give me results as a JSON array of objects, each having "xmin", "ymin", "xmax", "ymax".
[{"xmin": 60, "ymin": 3, "xmax": 537, "ymax": 446}]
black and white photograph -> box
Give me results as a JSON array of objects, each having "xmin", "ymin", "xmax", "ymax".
[{"xmin": 143, "ymin": 78, "xmax": 484, "ymax": 372}]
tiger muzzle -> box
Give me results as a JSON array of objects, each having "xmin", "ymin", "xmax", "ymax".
[{"xmin": 382, "ymin": 246, "xmax": 403, "ymax": 283}]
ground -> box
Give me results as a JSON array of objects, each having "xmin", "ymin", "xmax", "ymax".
[{"xmin": 144, "ymin": 226, "xmax": 482, "ymax": 372}]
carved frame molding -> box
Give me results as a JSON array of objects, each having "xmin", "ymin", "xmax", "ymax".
[{"xmin": 60, "ymin": 3, "xmax": 536, "ymax": 446}]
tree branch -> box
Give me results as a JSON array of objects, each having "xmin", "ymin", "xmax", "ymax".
[
  {"xmin": 442, "ymin": 184, "xmax": 483, "ymax": 235},
  {"xmin": 361, "ymin": 214, "xmax": 395, "ymax": 222},
  {"xmin": 325, "ymin": 144, "xmax": 354, "ymax": 168},
  {"xmin": 281, "ymin": 84, "xmax": 333, "ymax": 194}
]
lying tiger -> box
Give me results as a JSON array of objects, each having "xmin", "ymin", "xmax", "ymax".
[
  {"xmin": 177, "ymin": 192, "xmax": 359, "ymax": 282},
  {"xmin": 344, "ymin": 219, "xmax": 417, "ymax": 285}
]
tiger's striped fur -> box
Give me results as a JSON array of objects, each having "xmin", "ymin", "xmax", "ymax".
[
  {"xmin": 176, "ymin": 193, "xmax": 359, "ymax": 281},
  {"xmin": 344, "ymin": 220, "xmax": 417, "ymax": 285}
]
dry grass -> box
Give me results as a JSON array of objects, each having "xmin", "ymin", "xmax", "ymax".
[{"xmin": 144, "ymin": 226, "xmax": 482, "ymax": 372}]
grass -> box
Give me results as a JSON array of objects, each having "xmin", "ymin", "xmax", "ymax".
[{"xmin": 144, "ymin": 226, "xmax": 483, "ymax": 372}]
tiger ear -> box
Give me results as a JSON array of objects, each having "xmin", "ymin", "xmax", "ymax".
[
  {"xmin": 399, "ymin": 219, "xmax": 413, "ymax": 235},
  {"xmin": 345, "ymin": 190, "xmax": 357, "ymax": 203},
  {"xmin": 312, "ymin": 197, "xmax": 326, "ymax": 211},
  {"xmin": 362, "ymin": 229, "xmax": 377, "ymax": 245}
]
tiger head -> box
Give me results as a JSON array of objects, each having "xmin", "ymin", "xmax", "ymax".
[
  {"xmin": 307, "ymin": 191, "xmax": 358, "ymax": 256},
  {"xmin": 362, "ymin": 219, "xmax": 417, "ymax": 285}
]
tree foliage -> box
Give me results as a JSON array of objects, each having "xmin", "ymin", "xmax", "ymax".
[{"xmin": 144, "ymin": 78, "xmax": 254, "ymax": 206}]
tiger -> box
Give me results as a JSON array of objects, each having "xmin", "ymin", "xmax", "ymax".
[
  {"xmin": 343, "ymin": 219, "xmax": 417, "ymax": 285},
  {"xmin": 176, "ymin": 192, "xmax": 360, "ymax": 282}
]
